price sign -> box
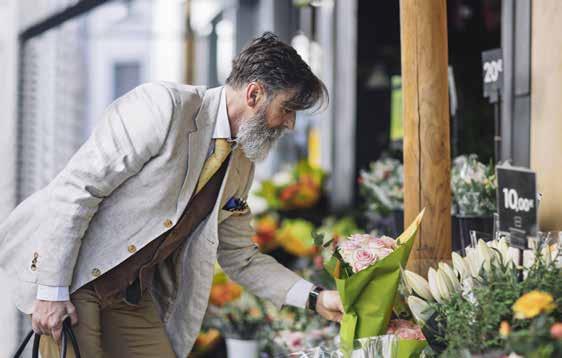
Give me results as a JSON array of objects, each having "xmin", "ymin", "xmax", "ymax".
[
  {"xmin": 496, "ymin": 165, "xmax": 537, "ymax": 249},
  {"xmin": 482, "ymin": 48, "xmax": 503, "ymax": 103}
]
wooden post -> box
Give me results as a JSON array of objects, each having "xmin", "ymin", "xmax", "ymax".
[
  {"xmin": 400, "ymin": 0, "xmax": 452, "ymax": 274},
  {"xmin": 531, "ymin": 0, "xmax": 562, "ymax": 230}
]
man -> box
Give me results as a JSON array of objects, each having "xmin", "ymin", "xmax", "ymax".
[{"xmin": 0, "ymin": 33, "xmax": 343, "ymax": 357}]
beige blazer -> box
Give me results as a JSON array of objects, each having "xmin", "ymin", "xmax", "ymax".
[{"xmin": 0, "ymin": 82, "xmax": 301, "ymax": 356}]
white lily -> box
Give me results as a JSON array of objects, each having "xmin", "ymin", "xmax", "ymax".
[
  {"xmin": 407, "ymin": 296, "xmax": 434, "ymax": 324},
  {"xmin": 452, "ymin": 251, "xmax": 469, "ymax": 278},
  {"xmin": 404, "ymin": 270, "xmax": 434, "ymax": 301},
  {"xmin": 487, "ymin": 241, "xmax": 504, "ymax": 268},
  {"xmin": 497, "ymin": 237, "xmax": 511, "ymax": 265},
  {"xmin": 507, "ymin": 247, "xmax": 520, "ymax": 266},
  {"xmin": 465, "ymin": 247, "xmax": 483, "ymax": 277},
  {"xmin": 427, "ymin": 268, "xmax": 443, "ymax": 303},
  {"xmin": 477, "ymin": 239, "xmax": 492, "ymax": 271},
  {"xmin": 541, "ymin": 245, "xmax": 552, "ymax": 265},
  {"xmin": 436, "ymin": 268, "xmax": 453, "ymax": 300},
  {"xmin": 439, "ymin": 262, "xmax": 460, "ymax": 291}
]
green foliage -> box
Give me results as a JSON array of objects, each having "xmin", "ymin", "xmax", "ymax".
[
  {"xmin": 206, "ymin": 292, "xmax": 267, "ymax": 340},
  {"xmin": 429, "ymin": 251, "xmax": 562, "ymax": 357},
  {"xmin": 507, "ymin": 314, "xmax": 562, "ymax": 358}
]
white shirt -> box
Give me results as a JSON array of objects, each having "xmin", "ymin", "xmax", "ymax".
[{"xmin": 37, "ymin": 88, "xmax": 314, "ymax": 309}]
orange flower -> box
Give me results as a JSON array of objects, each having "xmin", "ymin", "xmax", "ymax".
[
  {"xmin": 279, "ymin": 184, "xmax": 300, "ymax": 202},
  {"xmin": 195, "ymin": 329, "xmax": 221, "ymax": 351},
  {"xmin": 210, "ymin": 282, "xmax": 242, "ymax": 307},
  {"xmin": 551, "ymin": 323, "xmax": 562, "ymax": 340},
  {"xmin": 499, "ymin": 321, "xmax": 511, "ymax": 337},
  {"xmin": 292, "ymin": 185, "xmax": 320, "ymax": 207},
  {"xmin": 256, "ymin": 221, "xmax": 277, "ymax": 236},
  {"xmin": 513, "ymin": 291, "xmax": 556, "ymax": 319},
  {"xmin": 252, "ymin": 233, "xmax": 275, "ymax": 246}
]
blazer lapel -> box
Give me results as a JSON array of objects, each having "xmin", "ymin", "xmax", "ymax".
[{"xmin": 177, "ymin": 86, "xmax": 224, "ymax": 212}]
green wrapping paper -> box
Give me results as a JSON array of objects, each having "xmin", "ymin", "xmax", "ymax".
[
  {"xmin": 395, "ymin": 339, "xmax": 427, "ymax": 358},
  {"xmin": 327, "ymin": 211, "xmax": 425, "ymax": 356}
]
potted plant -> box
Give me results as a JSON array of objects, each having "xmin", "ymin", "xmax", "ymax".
[
  {"xmin": 261, "ymin": 304, "xmax": 338, "ymax": 356},
  {"xmin": 207, "ymin": 291, "xmax": 267, "ymax": 358},
  {"xmin": 451, "ymin": 154, "xmax": 497, "ymax": 253},
  {"xmin": 403, "ymin": 236, "xmax": 561, "ymax": 356},
  {"xmin": 358, "ymin": 157, "xmax": 404, "ymax": 237},
  {"xmin": 254, "ymin": 160, "xmax": 327, "ymax": 224}
]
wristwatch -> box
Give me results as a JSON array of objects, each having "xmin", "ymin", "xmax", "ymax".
[{"xmin": 307, "ymin": 286, "xmax": 325, "ymax": 313}]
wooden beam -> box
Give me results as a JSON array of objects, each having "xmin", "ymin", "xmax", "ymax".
[
  {"xmin": 530, "ymin": 0, "xmax": 562, "ymax": 230},
  {"xmin": 400, "ymin": 0, "xmax": 451, "ymax": 274}
]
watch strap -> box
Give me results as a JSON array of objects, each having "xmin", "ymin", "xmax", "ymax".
[{"xmin": 307, "ymin": 286, "xmax": 325, "ymax": 312}]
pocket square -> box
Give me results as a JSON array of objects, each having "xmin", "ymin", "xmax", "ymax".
[{"xmin": 223, "ymin": 197, "xmax": 248, "ymax": 212}]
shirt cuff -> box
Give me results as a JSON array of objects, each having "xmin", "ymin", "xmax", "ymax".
[
  {"xmin": 284, "ymin": 279, "xmax": 315, "ymax": 308},
  {"xmin": 36, "ymin": 285, "xmax": 70, "ymax": 301}
]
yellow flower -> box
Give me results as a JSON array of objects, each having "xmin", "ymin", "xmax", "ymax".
[
  {"xmin": 513, "ymin": 291, "xmax": 556, "ymax": 319},
  {"xmin": 499, "ymin": 321, "xmax": 511, "ymax": 337}
]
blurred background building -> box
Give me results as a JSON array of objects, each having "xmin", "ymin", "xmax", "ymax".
[{"xmin": 6, "ymin": 0, "xmax": 550, "ymax": 355}]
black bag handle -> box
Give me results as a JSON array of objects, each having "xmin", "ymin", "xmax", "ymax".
[{"xmin": 13, "ymin": 317, "xmax": 81, "ymax": 358}]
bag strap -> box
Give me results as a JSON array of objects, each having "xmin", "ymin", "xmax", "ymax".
[
  {"xmin": 12, "ymin": 330, "xmax": 33, "ymax": 357},
  {"xmin": 13, "ymin": 318, "xmax": 81, "ymax": 358}
]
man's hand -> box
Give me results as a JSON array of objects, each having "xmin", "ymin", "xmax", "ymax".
[
  {"xmin": 316, "ymin": 290, "xmax": 344, "ymax": 322},
  {"xmin": 31, "ymin": 300, "xmax": 78, "ymax": 343}
]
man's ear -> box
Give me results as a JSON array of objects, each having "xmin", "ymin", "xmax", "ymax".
[{"xmin": 245, "ymin": 82, "xmax": 264, "ymax": 108}]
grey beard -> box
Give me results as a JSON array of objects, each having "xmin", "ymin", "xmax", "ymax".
[{"xmin": 236, "ymin": 108, "xmax": 287, "ymax": 162}]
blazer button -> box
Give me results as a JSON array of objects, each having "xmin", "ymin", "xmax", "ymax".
[
  {"xmin": 30, "ymin": 264, "xmax": 37, "ymax": 271},
  {"xmin": 163, "ymin": 219, "xmax": 173, "ymax": 228},
  {"xmin": 92, "ymin": 268, "xmax": 101, "ymax": 277},
  {"xmin": 128, "ymin": 245, "xmax": 137, "ymax": 253}
]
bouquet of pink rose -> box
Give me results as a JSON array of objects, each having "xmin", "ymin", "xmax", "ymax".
[
  {"xmin": 319, "ymin": 211, "xmax": 425, "ymax": 357},
  {"xmin": 337, "ymin": 234, "xmax": 397, "ymax": 275}
]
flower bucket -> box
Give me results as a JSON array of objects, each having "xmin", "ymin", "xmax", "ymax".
[
  {"xmin": 455, "ymin": 215, "xmax": 494, "ymax": 255},
  {"xmin": 226, "ymin": 338, "xmax": 259, "ymax": 358}
]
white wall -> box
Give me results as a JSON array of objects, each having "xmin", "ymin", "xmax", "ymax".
[
  {"xmin": 0, "ymin": 0, "xmax": 19, "ymax": 354},
  {"xmin": 0, "ymin": 0, "xmax": 19, "ymax": 356},
  {"xmin": 86, "ymin": 0, "xmax": 185, "ymax": 133}
]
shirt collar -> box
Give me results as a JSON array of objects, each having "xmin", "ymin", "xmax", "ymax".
[{"xmin": 212, "ymin": 87, "xmax": 233, "ymax": 141}]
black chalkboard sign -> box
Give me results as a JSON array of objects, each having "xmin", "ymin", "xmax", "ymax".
[
  {"xmin": 482, "ymin": 48, "xmax": 503, "ymax": 103},
  {"xmin": 496, "ymin": 165, "xmax": 537, "ymax": 249}
]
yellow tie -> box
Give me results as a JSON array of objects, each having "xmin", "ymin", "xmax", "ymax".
[{"xmin": 195, "ymin": 139, "xmax": 232, "ymax": 193}]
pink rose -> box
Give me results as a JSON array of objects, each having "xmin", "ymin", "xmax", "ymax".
[
  {"xmin": 278, "ymin": 331, "xmax": 305, "ymax": 352},
  {"xmin": 367, "ymin": 238, "xmax": 385, "ymax": 250},
  {"xmin": 338, "ymin": 239, "xmax": 361, "ymax": 251},
  {"xmin": 373, "ymin": 236, "xmax": 397, "ymax": 249},
  {"xmin": 386, "ymin": 319, "xmax": 425, "ymax": 340},
  {"xmin": 374, "ymin": 247, "xmax": 394, "ymax": 260},
  {"xmin": 351, "ymin": 249, "xmax": 377, "ymax": 273},
  {"xmin": 551, "ymin": 323, "xmax": 562, "ymax": 340}
]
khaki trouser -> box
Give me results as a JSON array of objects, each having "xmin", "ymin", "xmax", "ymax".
[{"xmin": 39, "ymin": 285, "xmax": 176, "ymax": 358}]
